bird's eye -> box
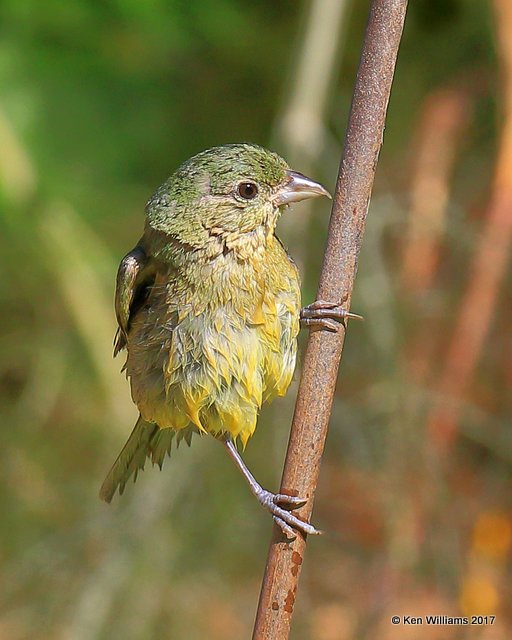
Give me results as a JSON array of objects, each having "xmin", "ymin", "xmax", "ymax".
[{"xmin": 237, "ymin": 182, "xmax": 258, "ymax": 200}]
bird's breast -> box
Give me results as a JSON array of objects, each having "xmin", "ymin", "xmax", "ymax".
[{"xmin": 126, "ymin": 239, "xmax": 300, "ymax": 444}]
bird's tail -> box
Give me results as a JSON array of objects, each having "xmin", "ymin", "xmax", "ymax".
[
  {"xmin": 99, "ymin": 416, "xmax": 196, "ymax": 503},
  {"xmin": 99, "ymin": 416, "xmax": 158, "ymax": 503}
]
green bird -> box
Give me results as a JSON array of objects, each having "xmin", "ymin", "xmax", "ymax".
[{"xmin": 100, "ymin": 143, "xmax": 356, "ymax": 536}]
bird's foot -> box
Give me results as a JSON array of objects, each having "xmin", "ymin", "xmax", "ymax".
[
  {"xmin": 255, "ymin": 488, "xmax": 321, "ymax": 539},
  {"xmin": 222, "ymin": 439, "xmax": 321, "ymax": 539},
  {"xmin": 300, "ymin": 299, "xmax": 363, "ymax": 333}
]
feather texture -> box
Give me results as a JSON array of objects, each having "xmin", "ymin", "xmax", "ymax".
[
  {"xmin": 100, "ymin": 144, "xmax": 328, "ymax": 502},
  {"xmin": 99, "ymin": 416, "xmax": 198, "ymax": 501}
]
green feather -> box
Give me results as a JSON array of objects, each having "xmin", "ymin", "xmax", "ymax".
[
  {"xmin": 99, "ymin": 416, "xmax": 158, "ymax": 502},
  {"xmin": 99, "ymin": 417, "xmax": 198, "ymax": 502},
  {"xmin": 100, "ymin": 144, "xmax": 326, "ymax": 503}
]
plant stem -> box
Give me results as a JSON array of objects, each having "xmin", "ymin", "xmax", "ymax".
[{"xmin": 252, "ymin": 1, "xmax": 409, "ymax": 637}]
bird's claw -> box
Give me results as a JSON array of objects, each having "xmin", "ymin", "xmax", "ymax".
[
  {"xmin": 257, "ymin": 489, "xmax": 321, "ymax": 538},
  {"xmin": 273, "ymin": 516, "xmax": 299, "ymax": 539},
  {"xmin": 300, "ymin": 299, "xmax": 363, "ymax": 333},
  {"xmin": 272, "ymin": 493, "xmax": 308, "ymax": 510}
]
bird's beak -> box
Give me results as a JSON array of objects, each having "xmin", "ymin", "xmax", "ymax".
[{"xmin": 274, "ymin": 170, "xmax": 331, "ymax": 206}]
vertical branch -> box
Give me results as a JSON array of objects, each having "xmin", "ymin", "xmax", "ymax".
[
  {"xmin": 273, "ymin": 0, "xmax": 351, "ymax": 268},
  {"xmin": 275, "ymin": 0, "xmax": 350, "ymax": 164},
  {"xmin": 0, "ymin": 105, "xmax": 37, "ymax": 207},
  {"xmin": 381, "ymin": 86, "xmax": 473, "ymax": 577},
  {"xmin": 252, "ymin": 1, "xmax": 409, "ymax": 638},
  {"xmin": 401, "ymin": 86, "xmax": 471, "ymax": 296},
  {"xmin": 425, "ymin": 0, "xmax": 512, "ymax": 453},
  {"xmin": 401, "ymin": 85, "xmax": 472, "ymax": 385}
]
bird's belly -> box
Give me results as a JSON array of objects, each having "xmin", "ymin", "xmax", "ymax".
[{"xmin": 127, "ymin": 302, "xmax": 297, "ymax": 446}]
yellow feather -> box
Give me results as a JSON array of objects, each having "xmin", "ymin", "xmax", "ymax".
[{"xmin": 107, "ymin": 231, "xmax": 301, "ymax": 496}]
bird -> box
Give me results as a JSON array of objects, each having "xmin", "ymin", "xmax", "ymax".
[{"xmin": 99, "ymin": 143, "xmax": 357, "ymax": 537}]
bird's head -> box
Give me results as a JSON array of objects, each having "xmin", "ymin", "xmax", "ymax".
[{"xmin": 145, "ymin": 143, "xmax": 330, "ymax": 254}]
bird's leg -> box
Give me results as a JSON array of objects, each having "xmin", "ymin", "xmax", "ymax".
[
  {"xmin": 300, "ymin": 299, "xmax": 363, "ymax": 333},
  {"xmin": 223, "ymin": 439, "xmax": 321, "ymax": 538}
]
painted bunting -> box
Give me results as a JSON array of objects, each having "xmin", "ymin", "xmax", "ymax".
[{"xmin": 100, "ymin": 144, "xmax": 356, "ymax": 536}]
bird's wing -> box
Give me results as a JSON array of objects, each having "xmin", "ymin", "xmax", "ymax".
[{"xmin": 114, "ymin": 245, "xmax": 153, "ymax": 356}]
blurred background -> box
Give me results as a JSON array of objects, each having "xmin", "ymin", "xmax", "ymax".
[{"xmin": 1, "ymin": 0, "xmax": 511, "ymax": 638}]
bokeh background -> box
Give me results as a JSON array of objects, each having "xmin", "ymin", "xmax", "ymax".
[{"xmin": 1, "ymin": 0, "xmax": 511, "ymax": 638}]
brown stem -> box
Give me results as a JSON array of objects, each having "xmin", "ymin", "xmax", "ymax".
[
  {"xmin": 425, "ymin": 0, "xmax": 512, "ymax": 454},
  {"xmin": 252, "ymin": 1, "xmax": 409, "ymax": 638},
  {"xmin": 400, "ymin": 84, "xmax": 472, "ymax": 387},
  {"xmin": 401, "ymin": 86, "xmax": 471, "ymax": 296}
]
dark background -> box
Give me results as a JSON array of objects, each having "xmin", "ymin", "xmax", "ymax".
[{"xmin": 1, "ymin": 1, "xmax": 510, "ymax": 638}]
